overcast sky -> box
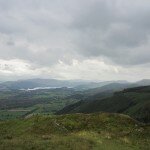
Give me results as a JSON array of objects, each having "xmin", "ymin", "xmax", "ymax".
[{"xmin": 0, "ymin": 0, "xmax": 150, "ymax": 81}]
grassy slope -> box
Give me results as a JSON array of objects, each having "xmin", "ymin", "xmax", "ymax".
[
  {"xmin": 0, "ymin": 113, "xmax": 150, "ymax": 150},
  {"xmin": 57, "ymin": 86, "xmax": 150, "ymax": 123}
]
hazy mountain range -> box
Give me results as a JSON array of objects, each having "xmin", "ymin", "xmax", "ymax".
[{"xmin": 0, "ymin": 78, "xmax": 150, "ymax": 91}]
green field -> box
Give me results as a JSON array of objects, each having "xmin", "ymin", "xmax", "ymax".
[
  {"xmin": 0, "ymin": 98, "xmax": 78, "ymax": 120},
  {"xmin": 0, "ymin": 110, "xmax": 29, "ymax": 120},
  {"xmin": 0, "ymin": 88, "xmax": 79, "ymax": 120}
]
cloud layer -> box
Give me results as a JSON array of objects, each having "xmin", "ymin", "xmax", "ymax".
[{"xmin": 0, "ymin": 0, "xmax": 150, "ymax": 81}]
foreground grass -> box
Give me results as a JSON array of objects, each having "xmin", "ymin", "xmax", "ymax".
[{"xmin": 0, "ymin": 113, "xmax": 149, "ymax": 150}]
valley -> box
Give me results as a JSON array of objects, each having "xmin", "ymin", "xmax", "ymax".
[{"xmin": 0, "ymin": 79, "xmax": 149, "ymax": 149}]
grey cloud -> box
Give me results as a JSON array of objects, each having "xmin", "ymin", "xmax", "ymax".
[
  {"xmin": 0, "ymin": 0, "xmax": 150, "ymax": 81},
  {"xmin": 69, "ymin": 0, "xmax": 150, "ymax": 65}
]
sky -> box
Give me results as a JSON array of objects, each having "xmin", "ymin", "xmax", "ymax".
[{"xmin": 0, "ymin": 0, "xmax": 150, "ymax": 81}]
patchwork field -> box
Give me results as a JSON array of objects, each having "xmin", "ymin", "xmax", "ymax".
[{"xmin": 0, "ymin": 88, "xmax": 79, "ymax": 120}]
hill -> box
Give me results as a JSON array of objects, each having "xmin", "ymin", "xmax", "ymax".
[
  {"xmin": 57, "ymin": 86, "xmax": 150, "ymax": 123},
  {"xmin": 0, "ymin": 113, "xmax": 149, "ymax": 150}
]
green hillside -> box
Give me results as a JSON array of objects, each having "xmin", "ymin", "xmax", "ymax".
[
  {"xmin": 57, "ymin": 86, "xmax": 150, "ymax": 123},
  {"xmin": 0, "ymin": 113, "xmax": 149, "ymax": 150}
]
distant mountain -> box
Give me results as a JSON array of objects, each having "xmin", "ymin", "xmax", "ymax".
[
  {"xmin": 82, "ymin": 82, "xmax": 133, "ymax": 96},
  {"xmin": 0, "ymin": 78, "xmax": 89, "ymax": 91},
  {"xmin": 74, "ymin": 80, "xmax": 129, "ymax": 90},
  {"xmin": 0, "ymin": 78, "xmax": 150, "ymax": 91},
  {"xmin": 136, "ymin": 79, "xmax": 150, "ymax": 86},
  {"xmin": 57, "ymin": 86, "xmax": 150, "ymax": 123},
  {"xmin": 75, "ymin": 79, "xmax": 150, "ymax": 91},
  {"xmin": 65, "ymin": 82, "xmax": 133, "ymax": 102},
  {"xmin": 0, "ymin": 79, "xmax": 130, "ymax": 91}
]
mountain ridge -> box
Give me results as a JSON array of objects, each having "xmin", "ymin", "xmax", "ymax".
[{"xmin": 1, "ymin": 78, "xmax": 150, "ymax": 91}]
